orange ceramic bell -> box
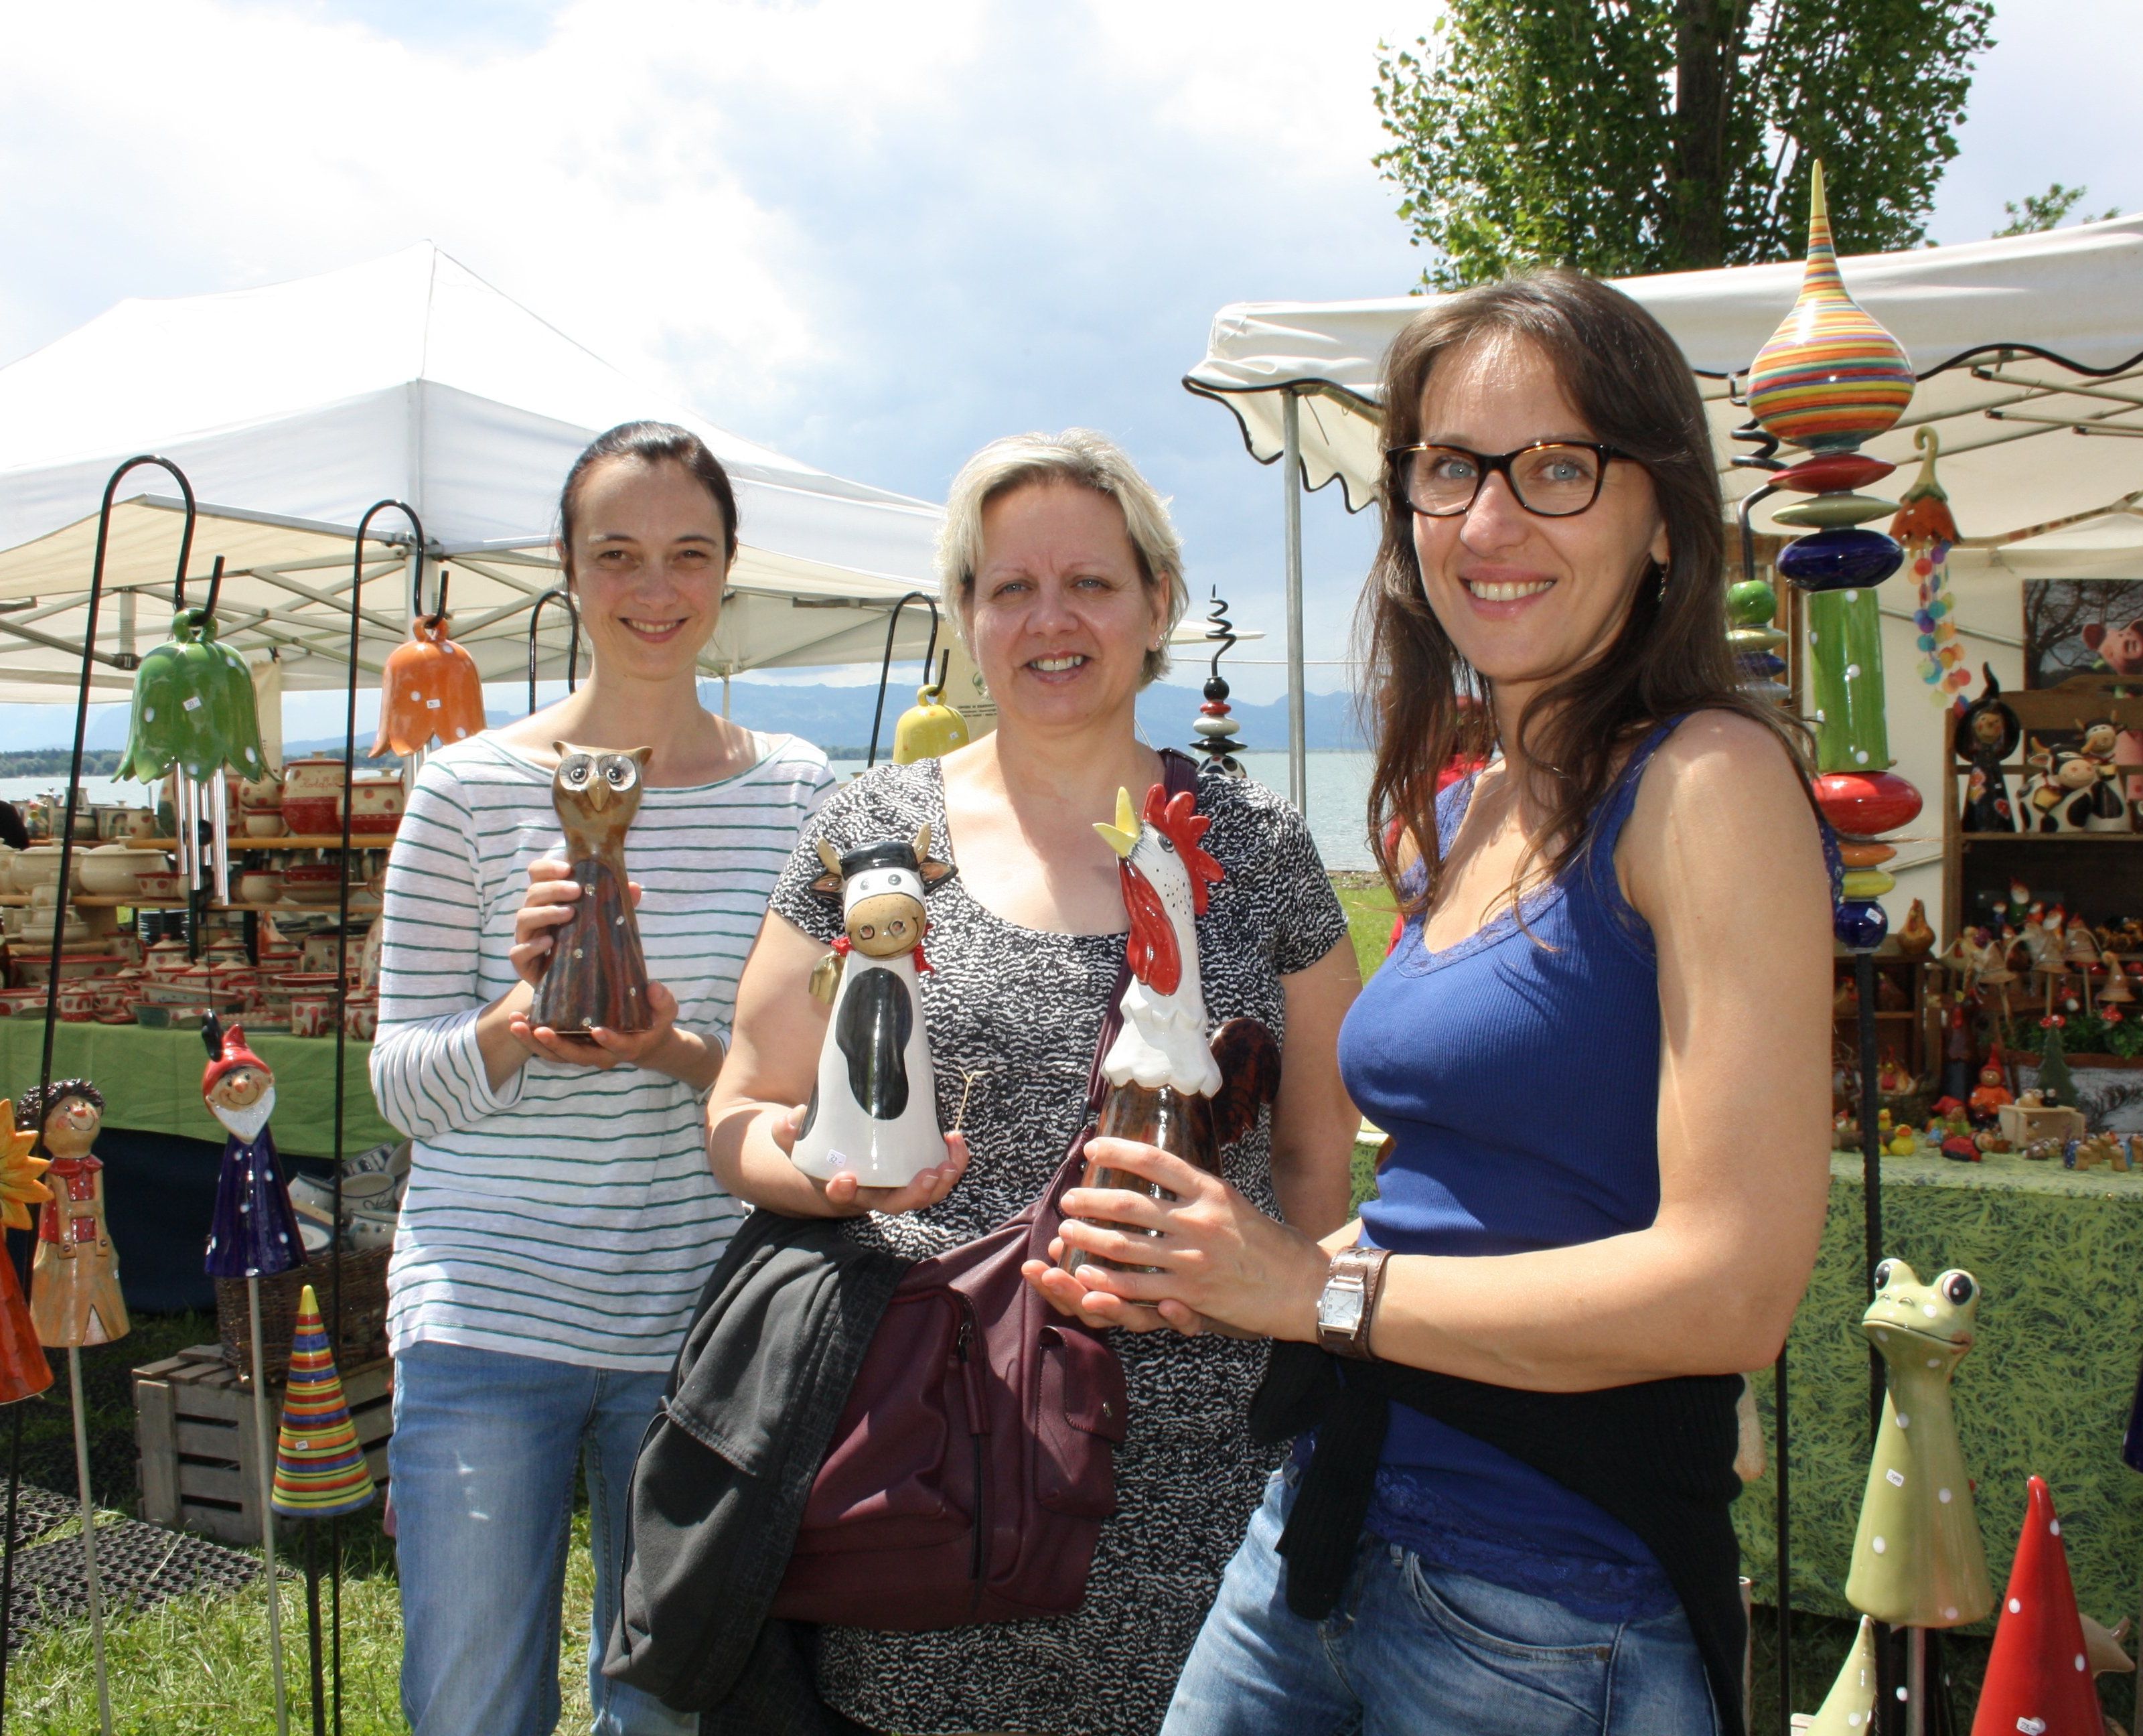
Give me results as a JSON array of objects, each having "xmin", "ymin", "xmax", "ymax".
[
  {"xmin": 0, "ymin": 1104, "xmax": 54, "ymax": 1404},
  {"xmin": 372, "ymin": 614, "xmax": 484, "ymax": 757}
]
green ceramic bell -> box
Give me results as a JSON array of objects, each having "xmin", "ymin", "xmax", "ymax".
[{"xmin": 115, "ymin": 609, "xmax": 265, "ymax": 785}]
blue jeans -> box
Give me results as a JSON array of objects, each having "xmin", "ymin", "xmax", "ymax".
[
  {"xmin": 389, "ymin": 1340, "xmax": 696, "ymax": 1736},
  {"xmin": 1163, "ymin": 1470, "xmax": 1719, "ymax": 1736}
]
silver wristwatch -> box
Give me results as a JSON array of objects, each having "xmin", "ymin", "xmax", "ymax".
[{"xmin": 1315, "ymin": 1246, "xmax": 1390, "ymax": 1360}]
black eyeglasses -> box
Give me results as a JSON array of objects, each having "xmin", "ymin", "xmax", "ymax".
[{"xmin": 1384, "ymin": 441, "xmax": 1633, "ymax": 518}]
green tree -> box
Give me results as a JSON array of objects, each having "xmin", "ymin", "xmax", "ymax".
[
  {"xmin": 2035, "ymin": 1021, "xmax": 2075, "ymax": 1107},
  {"xmin": 1374, "ymin": 0, "xmax": 1996, "ymax": 287},
  {"xmin": 1994, "ymin": 182, "xmax": 2119, "ymax": 237}
]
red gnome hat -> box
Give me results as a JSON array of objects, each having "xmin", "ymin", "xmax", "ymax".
[
  {"xmin": 1971, "ymin": 1477, "xmax": 2103, "ymax": 1736},
  {"xmin": 200, "ymin": 1017, "xmax": 267, "ymax": 1100}
]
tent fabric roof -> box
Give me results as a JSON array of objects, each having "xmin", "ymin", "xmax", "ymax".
[
  {"xmin": 0, "ymin": 244, "xmax": 946, "ymax": 700},
  {"xmin": 1185, "ymin": 212, "xmax": 2143, "ymax": 545}
]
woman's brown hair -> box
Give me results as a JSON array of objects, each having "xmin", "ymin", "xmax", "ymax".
[{"xmin": 1361, "ymin": 269, "xmax": 1805, "ymax": 918}]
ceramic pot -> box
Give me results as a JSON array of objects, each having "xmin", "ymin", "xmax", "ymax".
[
  {"xmin": 79, "ymin": 844, "xmax": 172, "ymax": 897},
  {"xmin": 121, "ymin": 809, "xmax": 159, "ymax": 841},
  {"xmin": 242, "ymin": 809, "xmax": 289, "ymax": 838},
  {"xmin": 291, "ymin": 996, "xmax": 334, "ymax": 1039},
  {"xmin": 343, "ymin": 999, "xmax": 379, "ymax": 1042},
  {"xmin": 56, "ymin": 984, "xmax": 98, "ymax": 1022},
  {"xmin": 135, "ymin": 871, "xmax": 181, "ymax": 899},
  {"xmin": 283, "ymin": 863, "xmax": 346, "ymax": 905},
  {"xmin": 346, "ymin": 778, "xmax": 404, "ymax": 836},
  {"xmin": 13, "ymin": 846, "xmax": 78, "ymax": 896},
  {"xmin": 347, "ymin": 1210, "xmax": 398, "ymax": 1252},
  {"xmin": 281, "ymin": 757, "xmax": 346, "ymax": 835},
  {"xmin": 240, "ymin": 774, "xmax": 284, "ymax": 810},
  {"xmin": 238, "ymin": 870, "xmax": 285, "ymax": 905}
]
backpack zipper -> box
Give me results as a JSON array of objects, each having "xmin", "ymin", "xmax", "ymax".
[{"xmin": 955, "ymin": 1305, "xmax": 988, "ymax": 1590}]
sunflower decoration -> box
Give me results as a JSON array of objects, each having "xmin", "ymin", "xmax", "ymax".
[{"xmin": 0, "ymin": 1106, "xmax": 53, "ymax": 1232}]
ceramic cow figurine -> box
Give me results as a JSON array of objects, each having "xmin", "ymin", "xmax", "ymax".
[
  {"xmin": 1845, "ymin": 1259, "xmax": 1994, "ymax": 1630},
  {"xmin": 1062, "ymin": 782, "xmax": 1278, "ymax": 1279},
  {"xmin": 790, "ymin": 828, "xmax": 953, "ymax": 1188}
]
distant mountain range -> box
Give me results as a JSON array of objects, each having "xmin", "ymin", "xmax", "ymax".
[{"xmin": 0, "ymin": 680, "xmax": 1370, "ymax": 775}]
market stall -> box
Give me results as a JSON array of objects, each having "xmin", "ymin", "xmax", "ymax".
[{"xmin": 1182, "ymin": 212, "xmax": 2143, "ymax": 937}]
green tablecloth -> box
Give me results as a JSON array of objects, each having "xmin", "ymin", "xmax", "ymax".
[
  {"xmin": 1736, "ymin": 1151, "xmax": 2143, "ymax": 1630},
  {"xmin": 0, "ymin": 1017, "xmax": 396, "ymax": 1158}
]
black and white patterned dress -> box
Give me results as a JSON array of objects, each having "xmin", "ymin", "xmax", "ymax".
[{"xmin": 767, "ymin": 756, "xmax": 1349, "ymax": 1736}]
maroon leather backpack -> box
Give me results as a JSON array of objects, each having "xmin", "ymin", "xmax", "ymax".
[{"xmin": 770, "ymin": 754, "xmax": 1201, "ymax": 1630}]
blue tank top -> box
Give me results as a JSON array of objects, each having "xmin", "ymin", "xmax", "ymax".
[{"xmin": 1335, "ymin": 720, "xmax": 1687, "ymax": 1622}]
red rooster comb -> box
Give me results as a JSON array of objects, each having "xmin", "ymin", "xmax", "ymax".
[{"xmin": 1142, "ymin": 785, "xmax": 1224, "ymax": 916}]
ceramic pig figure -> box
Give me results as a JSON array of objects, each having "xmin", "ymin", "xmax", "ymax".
[
  {"xmin": 1846, "ymin": 1259, "xmax": 1994, "ymax": 1629},
  {"xmin": 791, "ymin": 828, "xmax": 953, "ymax": 1188}
]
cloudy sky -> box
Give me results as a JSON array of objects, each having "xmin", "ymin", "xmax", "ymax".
[{"xmin": 3, "ymin": 0, "xmax": 2138, "ymax": 745}]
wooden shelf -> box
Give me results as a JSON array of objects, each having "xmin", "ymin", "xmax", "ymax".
[
  {"xmin": 1960, "ymin": 832, "xmax": 2143, "ymax": 845},
  {"xmin": 119, "ymin": 835, "xmax": 394, "ymax": 852},
  {"xmin": 2, "ymin": 893, "xmax": 376, "ymax": 915}
]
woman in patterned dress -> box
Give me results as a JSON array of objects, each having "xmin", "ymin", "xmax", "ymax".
[{"xmin": 708, "ymin": 429, "xmax": 1362, "ymax": 1736}]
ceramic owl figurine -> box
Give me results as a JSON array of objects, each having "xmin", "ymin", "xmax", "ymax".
[{"xmin": 530, "ymin": 741, "xmax": 656, "ymax": 1037}]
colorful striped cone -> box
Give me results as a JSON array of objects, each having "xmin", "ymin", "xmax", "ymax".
[{"xmin": 269, "ymin": 1285, "xmax": 376, "ymax": 1519}]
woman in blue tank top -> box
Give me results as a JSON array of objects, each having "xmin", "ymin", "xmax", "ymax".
[{"xmin": 1033, "ymin": 274, "xmax": 1833, "ymax": 1735}]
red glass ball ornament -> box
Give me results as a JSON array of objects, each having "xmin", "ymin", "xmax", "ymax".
[{"xmin": 1813, "ymin": 770, "xmax": 1923, "ymax": 838}]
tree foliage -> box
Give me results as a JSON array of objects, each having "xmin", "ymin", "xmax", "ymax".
[
  {"xmin": 1995, "ymin": 182, "xmax": 2119, "ymax": 238},
  {"xmin": 1374, "ymin": 0, "xmax": 1996, "ymax": 287}
]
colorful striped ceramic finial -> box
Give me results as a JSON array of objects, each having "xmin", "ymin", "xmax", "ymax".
[
  {"xmin": 1746, "ymin": 161, "xmax": 1916, "ymax": 452},
  {"xmin": 269, "ymin": 1284, "xmax": 376, "ymax": 1520}
]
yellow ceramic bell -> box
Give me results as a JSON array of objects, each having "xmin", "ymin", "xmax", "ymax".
[{"xmin": 892, "ymin": 682, "xmax": 971, "ymax": 765}]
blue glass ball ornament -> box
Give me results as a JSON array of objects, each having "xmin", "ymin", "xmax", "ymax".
[
  {"xmin": 1777, "ymin": 526, "xmax": 1905, "ymax": 592},
  {"xmin": 1834, "ymin": 898, "xmax": 1889, "ymax": 952},
  {"xmin": 1736, "ymin": 651, "xmax": 1788, "ymax": 680}
]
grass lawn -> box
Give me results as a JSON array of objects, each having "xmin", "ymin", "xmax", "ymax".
[{"xmin": 3, "ymin": 1317, "xmax": 598, "ymax": 1735}]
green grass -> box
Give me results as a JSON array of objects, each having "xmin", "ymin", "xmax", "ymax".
[{"xmin": 1, "ymin": 1317, "xmax": 599, "ymax": 1735}]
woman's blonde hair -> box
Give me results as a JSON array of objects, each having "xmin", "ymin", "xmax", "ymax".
[{"xmin": 938, "ymin": 429, "xmax": 1188, "ymax": 685}]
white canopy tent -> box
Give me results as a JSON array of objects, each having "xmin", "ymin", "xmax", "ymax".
[
  {"xmin": 0, "ymin": 244, "xmax": 948, "ymax": 705},
  {"xmin": 1186, "ymin": 214, "xmax": 2143, "ymax": 929}
]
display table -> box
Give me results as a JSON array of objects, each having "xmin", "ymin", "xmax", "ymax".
[
  {"xmin": 0, "ymin": 1019, "xmax": 396, "ymax": 1157},
  {"xmin": 1736, "ymin": 1151, "xmax": 2143, "ymax": 1631}
]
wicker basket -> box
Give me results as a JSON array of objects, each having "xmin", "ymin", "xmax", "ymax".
[{"xmin": 214, "ymin": 1247, "xmax": 392, "ymax": 1385}]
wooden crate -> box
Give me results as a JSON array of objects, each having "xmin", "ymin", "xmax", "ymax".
[{"xmin": 133, "ymin": 1344, "xmax": 391, "ymax": 1546}]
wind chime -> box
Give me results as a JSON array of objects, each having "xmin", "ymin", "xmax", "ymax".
[
  {"xmin": 1188, "ymin": 587, "xmax": 1248, "ymax": 775},
  {"xmin": 1890, "ymin": 430, "xmax": 1968, "ymax": 707},
  {"xmin": 114, "ymin": 554, "xmax": 267, "ymax": 905},
  {"xmin": 1741, "ymin": 161, "xmax": 1926, "ymax": 1733},
  {"xmin": 372, "ymin": 563, "xmax": 484, "ymax": 774}
]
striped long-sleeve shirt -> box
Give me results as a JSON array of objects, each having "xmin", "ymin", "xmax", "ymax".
[{"xmin": 370, "ymin": 731, "xmax": 832, "ymax": 1370}]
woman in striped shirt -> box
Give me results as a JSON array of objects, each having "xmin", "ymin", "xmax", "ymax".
[{"xmin": 371, "ymin": 422, "xmax": 832, "ymax": 1736}]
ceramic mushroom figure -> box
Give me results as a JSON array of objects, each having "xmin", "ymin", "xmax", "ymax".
[
  {"xmin": 19, "ymin": 1081, "xmax": 128, "ymax": 1348},
  {"xmin": 1061, "ymin": 782, "xmax": 1278, "ymax": 1278},
  {"xmin": 202, "ymin": 1019, "xmax": 306, "ymax": 1280},
  {"xmin": 1970, "ymin": 1476, "xmax": 2103, "ymax": 1736},
  {"xmin": 790, "ymin": 828, "xmax": 954, "ymax": 1187},
  {"xmin": 1846, "ymin": 1259, "xmax": 1994, "ymax": 1630},
  {"xmin": 528, "ymin": 743, "xmax": 656, "ymax": 1037}
]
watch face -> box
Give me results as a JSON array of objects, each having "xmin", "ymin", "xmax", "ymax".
[{"xmin": 1318, "ymin": 1283, "xmax": 1365, "ymax": 1335}]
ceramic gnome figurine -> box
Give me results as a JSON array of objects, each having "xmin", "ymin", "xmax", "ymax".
[
  {"xmin": 792, "ymin": 829, "xmax": 954, "ymax": 1187},
  {"xmin": 1846, "ymin": 1260, "xmax": 1994, "ymax": 1629},
  {"xmin": 1063, "ymin": 782, "xmax": 1278, "ymax": 1278},
  {"xmin": 0, "ymin": 1104, "xmax": 54, "ymax": 1406},
  {"xmin": 529, "ymin": 743, "xmax": 656, "ymax": 1037},
  {"xmin": 271, "ymin": 1283, "xmax": 377, "ymax": 1520},
  {"xmin": 202, "ymin": 1018, "xmax": 306, "ymax": 1280},
  {"xmin": 1804, "ymin": 1615, "xmax": 1878, "ymax": 1736},
  {"xmin": 19, "ymin": 1081, "xmax": 128, "ymax": 1348},
  {"xmin": 1970, "ymin": 1477, "xmax": 2103, "ymax": 1736}
]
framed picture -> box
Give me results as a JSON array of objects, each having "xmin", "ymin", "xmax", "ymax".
[{"xmin": 2022, "ymin": 578, "xmax": 2143, "ymax": 689}]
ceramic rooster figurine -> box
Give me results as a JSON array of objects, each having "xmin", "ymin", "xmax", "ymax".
[
  {"xmin": 791, "ymin": 828, "xmax": 954, "ymax": 1187},
  {"xmin": 1846, "ymin": 1259, "xmax": 1994, "ymax": 1630},
  {"xmin": 1063, "ymin": 781, "xmax": 1278, "ymax": 1278}
]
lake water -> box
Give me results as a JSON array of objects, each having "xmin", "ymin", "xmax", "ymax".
[
  {"xmin": 7, "ymin": 752, "xmax": 1381, "ymax": 871},
  {"xmin": 829, "ymin": 749, "xmax": 1378, "ymax": 871}
]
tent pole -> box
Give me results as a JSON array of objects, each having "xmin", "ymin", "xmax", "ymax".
[{"xmin": 1281, "ymin": 389, "xmax": 1306, "ymax": 814}]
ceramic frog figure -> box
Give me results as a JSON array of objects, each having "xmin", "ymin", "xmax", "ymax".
[{"xmin": 1844, "ymin": 1259, "xmax": 1994, "ymax": 1629}]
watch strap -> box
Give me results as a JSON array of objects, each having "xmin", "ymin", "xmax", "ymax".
[{"xmin": 1317, "ymin": 1245, "xmax": 1391, "ymax": 1360}]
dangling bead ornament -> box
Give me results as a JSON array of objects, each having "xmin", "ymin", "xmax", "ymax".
[
  {"xmin": 114, "ymin": 581, "xmax": 265, "ymax": 903},
  {"xmin": 1747, "ymin": 162, "xmax": 1923, "ymax": 951},
  {"xmin": 1726, "ymin": 577, "xmax": 1789, "ymax": 705},
  {"xmin": 1889, "ymin": 429, "xmax": 1966, "ymax": 705},
  {"xmin": 1188, "ymin": 587, "xmax": 1247, "ymax": 776}
]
